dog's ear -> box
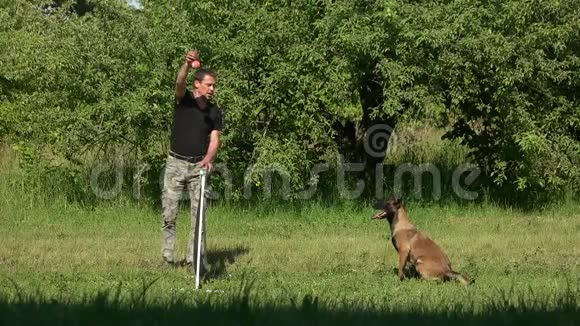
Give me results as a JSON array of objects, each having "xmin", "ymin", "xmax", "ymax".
[{"xmin": 394, "ymin": 197, "xmax": 403, "ymax": 208}]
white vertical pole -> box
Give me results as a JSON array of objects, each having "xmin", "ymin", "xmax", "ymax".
[{"xmin": 195, "ymin": 168, "xmax": 207, "ymax": 289}]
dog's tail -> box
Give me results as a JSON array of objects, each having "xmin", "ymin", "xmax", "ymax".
[{"xmin": 445, "ymin": 271, "xmax": 472, "ymax": 286}]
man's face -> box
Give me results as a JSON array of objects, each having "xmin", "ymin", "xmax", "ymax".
[{"xmin": 194, "ymin": 75, "xmax": 216, "ymax": 100}]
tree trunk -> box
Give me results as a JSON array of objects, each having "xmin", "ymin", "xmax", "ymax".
[
  {"xmin": 327, "ymin": 67, "xmax": 396, "ymax": 200},
  {"xmin": 359, "ymin": 70, "xmax": 396, "ymax": 200}
]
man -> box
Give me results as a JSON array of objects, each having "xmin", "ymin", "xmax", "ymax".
[{"xmin": 161, "ymin": 50, "xmax": 222, "ymax": 271}]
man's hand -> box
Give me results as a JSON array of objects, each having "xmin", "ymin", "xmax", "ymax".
[
  {"xmin": 185, "ymin": 50, "xmax": 198, "ymax": 64},
  {"xmin": 200, "ymin": 158, "xmax": 213, "ymax": 172}
]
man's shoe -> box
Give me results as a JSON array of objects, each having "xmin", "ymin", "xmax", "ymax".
[
  {"xmin": 162, "ymin": 258, "xmax": 178, "ymax": 268},
  {"xmin": 179, "ymin": 259, "xmax": 192, "ymax": 268}
]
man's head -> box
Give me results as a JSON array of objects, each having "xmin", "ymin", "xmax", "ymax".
[{"xmin": 193, "ymin": 69, "xmax": 217, "ymax": 100}]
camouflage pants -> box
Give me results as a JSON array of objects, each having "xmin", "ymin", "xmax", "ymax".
[{"xmin": 161, "ymin": 155, "xmax": 208, "ymax": 267}]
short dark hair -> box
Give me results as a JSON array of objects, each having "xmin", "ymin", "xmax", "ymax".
[{"xmin": 194, "ymin": 68, "xmax": 216, "ymax": 82}]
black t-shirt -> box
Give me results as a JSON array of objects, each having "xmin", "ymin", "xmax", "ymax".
[{"xmin": 170, "ymin": 90, "xmax": 222, "ymax": 157}]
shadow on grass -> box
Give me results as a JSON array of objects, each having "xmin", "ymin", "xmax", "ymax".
[
  {"xmin": 206, "ymin": 245, "xmax": 250, "ymax": 280},
  {"xmin": 0, "ymin": 282, "xmax": 578, "ymax": 326},
  {"xmin": 391, "ymin": 266, "xmax": 422, "ymax": 280}
]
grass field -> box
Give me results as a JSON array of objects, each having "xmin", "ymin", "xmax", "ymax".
[{"xmin": 1, "ymin": 188, "xmax": 579, "ymax": 325}]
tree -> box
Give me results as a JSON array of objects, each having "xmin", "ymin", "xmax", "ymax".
[{"xmin": 2, "ymin": 0, "xmax": 579, "ymax": 204}]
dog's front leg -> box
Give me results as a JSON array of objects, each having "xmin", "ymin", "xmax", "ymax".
[{"xmin": 398, "ymin": 249, "xmax": 410, "ymax": 281}]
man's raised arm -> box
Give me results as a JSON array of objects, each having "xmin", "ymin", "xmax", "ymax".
[{"xmin": 175, "ymin": 50, "xmax": 198, "ymax": 102}]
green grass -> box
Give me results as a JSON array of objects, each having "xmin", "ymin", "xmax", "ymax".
[{"xmin": 1, "ymin": 193, "xmax": 579, "ymax": 325}]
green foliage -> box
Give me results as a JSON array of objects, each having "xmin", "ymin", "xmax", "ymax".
[
  {"xmin": 0, "ymin": 0, "xmax": 191, "ymax": 200},
  {"xmin": 1, "ymin": 0, "xmax": 579, "ymax": 205},
  {"xmin": 436, "ymin": 0, "xmax": 580, "ymax": 199}
]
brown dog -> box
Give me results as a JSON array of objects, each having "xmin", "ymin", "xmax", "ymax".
[{"xmin": 372, "ymin": 197, "xmax": 471, "ymax": 285}]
